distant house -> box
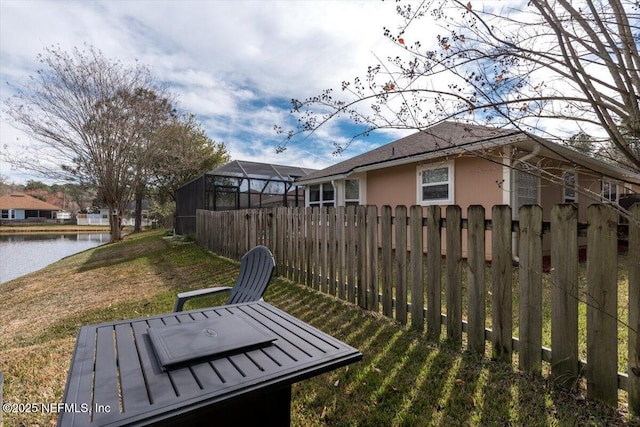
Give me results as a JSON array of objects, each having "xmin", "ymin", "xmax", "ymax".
[{"xmin": 0, "ymin": 193, "xmax": 62, "ymax": 221}]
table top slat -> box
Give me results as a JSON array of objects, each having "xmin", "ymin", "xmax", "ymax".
[
  {"xmin": 114, "ymin": 323, "xmax": 152, "ymax": 414},
  {"xmin": 91, "ymin": 326, "xmax": 122, "ymax": 425}
]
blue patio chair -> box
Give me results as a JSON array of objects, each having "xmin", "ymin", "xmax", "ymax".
[{"xmin": 173, "ymin": 245, "xmax": 276, "ymax": 312}]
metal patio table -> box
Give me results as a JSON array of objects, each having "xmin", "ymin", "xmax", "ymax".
[{"xmin": 57, "ymin": 301, "xmax": 362, "ymax": 426}]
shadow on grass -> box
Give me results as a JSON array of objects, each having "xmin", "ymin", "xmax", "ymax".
[
  {"xmin": 76, "ymin": 232, "xmax": 240, "ymax": 294},
  {"xmin": 266, "ymin": 278, "xmax": 636, "ymax": 426}
]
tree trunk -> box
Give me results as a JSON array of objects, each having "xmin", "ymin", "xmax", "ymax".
[
  {"xmin": 134, "ymin": 185, "xmax": 144, "ymax": 233},
  {"xmin": 108, "ymin": 205, "xmax": 122, "ymax": 242}
]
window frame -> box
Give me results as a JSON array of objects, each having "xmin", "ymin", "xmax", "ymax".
[
  {"xmin": 563, "ymin": 170, "xmax": 577, "ymax": 203},
  {"xmin": 308, "ymin": 182, "xmax": 335, "ymax": 208},
  {"xmin": 344, "ymin": 179, "xmax": 360, "ymax": 207},
  {"xmin": 417, "ymin": 161, "xmax": 455, "ymax": 206},
  {"xmin": 602, "ymin": 179, "xmax": 620, "ymax": 203}
]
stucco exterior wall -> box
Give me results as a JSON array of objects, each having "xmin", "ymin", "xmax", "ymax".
[
  {"xmin": 365, "ymin": 163, "xmax": 416, "ymax": 208},
  {"xmin": 365, "ymin": 156, "xmax": 503, "ymax": 213}
]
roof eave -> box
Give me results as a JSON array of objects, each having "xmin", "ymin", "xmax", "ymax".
[{"xmin": 353, "ymin": 134, "xmax": 524, "ymax": 174}]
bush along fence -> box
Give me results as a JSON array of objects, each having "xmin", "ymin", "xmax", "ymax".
[{"xmin": 196, "ymin": 203, "xmax": 640, "ymax": 415}]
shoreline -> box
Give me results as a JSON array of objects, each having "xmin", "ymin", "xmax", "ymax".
[{"xmin": 0, "ymin": 225, "xmax": 130, "ymax": 234}]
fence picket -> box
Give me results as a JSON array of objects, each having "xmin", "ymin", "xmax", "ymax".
[
  {"xmin": 304, "ymin": 207, "xmax": 315, "ymax": 287},
  {"xmin": 357, "ymin": 205, "xmax": 367, "ymax": 308},
  {"xmin": 381, "ymin": 206, "xmax": 393, "ymax": 317},
  {"xmin": 587, "ymin": 205, "xmax": 619, "ymax": 407},
  {"xmin": 519, "ymin": 204, "xmax": 543, "ymax": 374},
  {"xmin": 367, "ymin": 205, "xmax": 379, "ymax": 311},
  {"xmin": 337, "ymin": 206, "xmax": 346, "ymax": 300},
  {"xmin": 551, "ymin": 204, "xmax": 579, "ymax": 390},
  {"xmin": 446, "ymin": 205, "xmax": 462, "ymax": 344},
  {"xmin": 320, "ymin": 207, "xmax": 328, "ymax": 293},
  {"xmin": 467, "ymin": 205, "xmax": 486, "ymax": 354},
  {"xmin": 328, "ymin": 207, "xmax": 337, "ymax": 296},
  {"xmin": 410, "ymin": 205, "xmax": 424, "ymax": 330},
  {"xmin": 347, "ymin": 206, "xmax": 356, "ymax": 304},
  {"xmin": 426, "ymin": 205, "xmax": 441, "ymax": 338},
  {"xmin": 395, "ymin": 206, "xmax": 408, "ymax": 324},
  {"xmin": 492, "ymin": 205, "xmax": 512, "ymax": 362}
]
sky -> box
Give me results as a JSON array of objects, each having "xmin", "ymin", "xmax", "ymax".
[{"xmin": 0, "ymin": 0, "xmax": 418, "ymax": 184}]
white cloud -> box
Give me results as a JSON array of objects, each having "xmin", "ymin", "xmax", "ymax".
[{"xmin": 0, "ymin": 0, "xmax": 410, "ymax": 184}]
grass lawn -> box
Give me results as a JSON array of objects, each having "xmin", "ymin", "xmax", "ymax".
[{"xmin": 0, "ymin": 230, "xmax": 637, "ymax": 426}]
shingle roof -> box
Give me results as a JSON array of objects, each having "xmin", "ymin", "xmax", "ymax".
[
  {"xmin": 296, "ymin": 121, "xmax": 640, "ymax": 185},
  {"xmin": 297, "ymin": 122, "xmax": 522, "ymax": 183},
  {"xmin": 0, "ymin": 193, "xmax": 62, "ymax": 211}
]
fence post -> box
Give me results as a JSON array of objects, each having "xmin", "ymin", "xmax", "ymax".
[
  {"xmin": 586, "ymin": 204, "xmax": 618, "ymax": 407},
  {"xmin": 551, "ymin": 204, "xmax": 579, "ymax": 390},
  {"xmin": 492, "ymin": 205, "xmax": 512, "ymax": 362},
  {"xmin": 367, "ymin": 205, "xmax": 379, "ymax": 311},
  {"xmin": 518, "ymin": 204, "xmax": 543, "ymax": 374},
  {"xmin": 395, "ymin": 206, "xmax": 408, "ymax": 325},
  {"xmin": 410, "ymin": 205, "xmax": 424, "ymax": 330},
  {"xmin": 467, "ymin": 205, "xmax": 486, "ymax": 355},
  {"xmin": 426, "ymin": 205, "xmax": 442, "ymax": 339},
  {"xmin": 628, "ymin": 204, "xmax": 639, "ymax": 415},
  {"xmin": 446, "ymin": 205, "xmax": 462, "ymax": 344},
  {"xmin": 381, "ymin": 206, "xmax": 393, "ymax": 317}
]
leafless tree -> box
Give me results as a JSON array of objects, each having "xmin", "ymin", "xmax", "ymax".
[
  {"xmin": 4, "ymin": 45, "xmax": 173, "ymax": 241},
  {"xmin": 281, "ymin": 0, "xmax": 639, "ymax": 173}
]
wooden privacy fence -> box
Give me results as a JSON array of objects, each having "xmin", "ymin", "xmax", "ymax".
[{"xmin": 196, "ymin": 204, "xmax": 640, "ymax": 414}]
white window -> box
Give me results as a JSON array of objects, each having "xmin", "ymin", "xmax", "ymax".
[
  {"xmin": 602, "ymin": 179, "xmax": 619, "ymax": 203},
  {"xmin": 308, "ymin": 183, "xmax": 335, "ymax": 208},
  {"xmin": 417, "ymin": 162, "xmax": 454, "ymax": 205},
  {"xmin": 344, "ymin": 179, "xmax": 360, "ymax": 206},
  {"xmin": 563, "ymin": 170, "xmax": 577, "ymax": 203}
]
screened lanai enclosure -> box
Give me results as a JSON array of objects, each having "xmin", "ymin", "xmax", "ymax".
[{"xmin": 175, "ymin": 160, "xmax": 317, "ymax": 235}]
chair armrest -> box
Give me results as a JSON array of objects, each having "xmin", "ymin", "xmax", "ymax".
[{"xmin": 173, "ymin": 286, "xmax": 233, "ymax": 312}]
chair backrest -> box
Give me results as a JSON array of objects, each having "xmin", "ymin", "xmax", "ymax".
[{"xmin": 227, "ymin": 245, "xmax": 276, "ymax": 305}]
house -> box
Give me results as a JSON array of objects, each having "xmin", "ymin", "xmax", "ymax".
[
  {"xmin": 175, "ymin": 160, "xmax": 318, "ymax": 235},
  {"xmin": 295, "ymin": 121, "xmax": 640, "ymax": 256},
  {"xmin": 0, "ymin": 193, "xmax": 62, "ymax": 221}
]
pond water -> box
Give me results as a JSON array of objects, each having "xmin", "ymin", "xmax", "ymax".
[{"xmin": 0, "ymin": 233, "xmax": 111, "ymax": 284}]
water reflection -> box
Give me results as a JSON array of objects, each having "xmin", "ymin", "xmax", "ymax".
[{"xmin": 0, "ymin": 233, "xmax": 110, "ymax": 284}]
